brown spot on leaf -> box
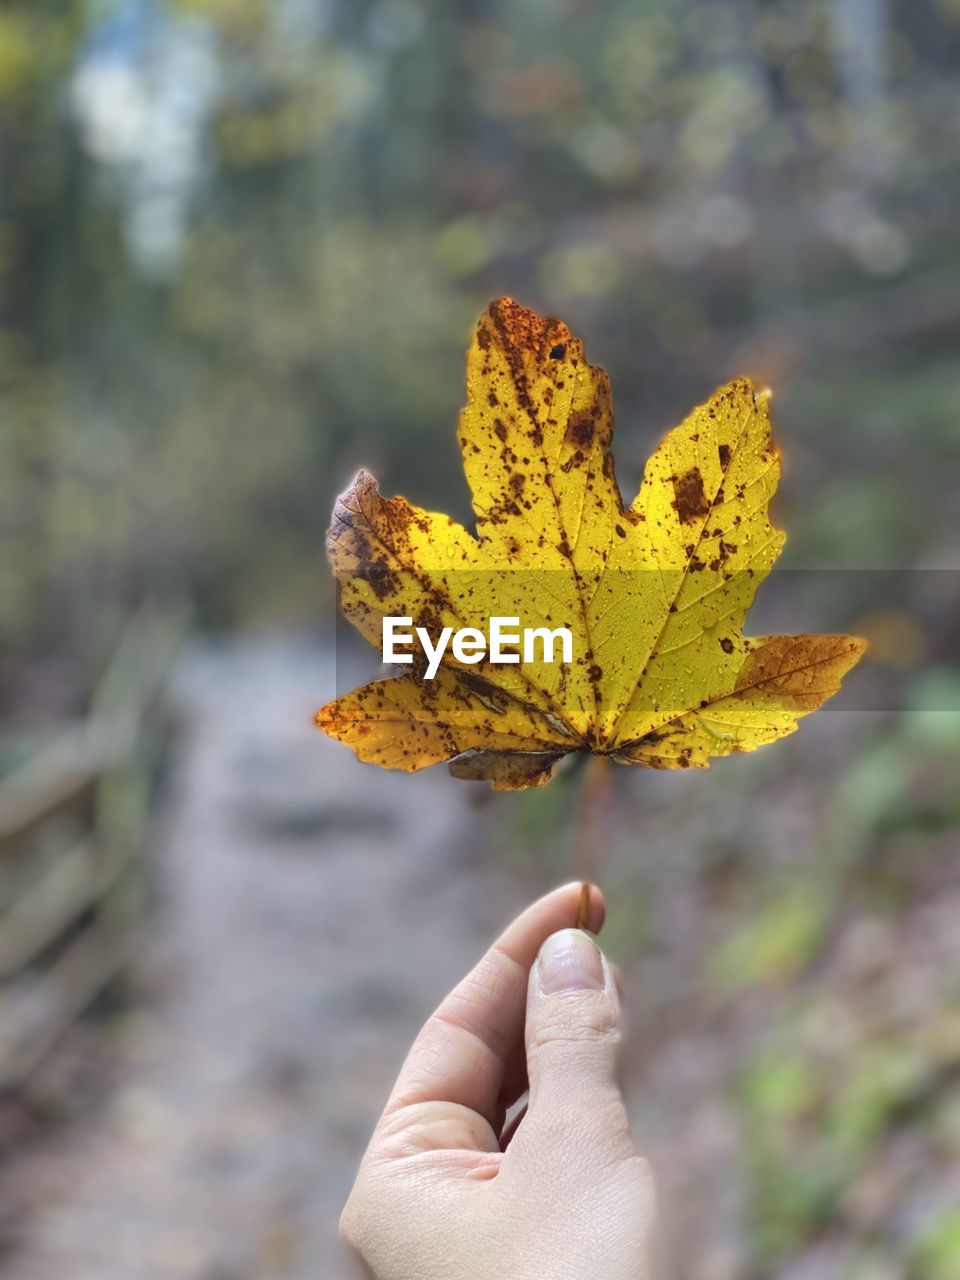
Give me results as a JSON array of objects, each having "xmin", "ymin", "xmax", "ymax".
[
  {"xmin": 364, "ymin": 561, "xmax": 399, "ymax": 601},
  {"xmin": 565, "ymin": 409, "xmax": 595, "ymax": 450},
  {"xmin": 673, "ymin": 467, "xmax": 710, "ymax": 524}
]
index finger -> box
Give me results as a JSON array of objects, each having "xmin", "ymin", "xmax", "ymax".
[{"xmin": 383, "ymin": 881, "xmax": 605, "ymax": 1129}]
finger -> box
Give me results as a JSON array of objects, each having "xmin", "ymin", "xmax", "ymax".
[
  {"xmin": 498, "ymin": 958, "xmax": 624, "ymax": 1118},
  {"xmin": 498, "ymin": 974, "xmax": 627, "ymax": 1150},
  {"xmin": 384, "ymin": 883, "xmax": 605, "ymax": 1129},
  {"xmin": 612, "ymin": 961, "xmax": 624, "ymax": 1002},
  {"xmin": 523, "ymin": 928, "xmax": 622, "ymax": 1117}
]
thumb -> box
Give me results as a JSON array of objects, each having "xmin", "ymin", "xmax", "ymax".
[{"xmin": 523, "ymin": 928, "xmax": 623, "ymax": 1115}]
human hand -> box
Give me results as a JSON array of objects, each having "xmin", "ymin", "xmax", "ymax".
[{"xmin": 340, "ymin": 882, "xmax": 655, "ymax": 1280}]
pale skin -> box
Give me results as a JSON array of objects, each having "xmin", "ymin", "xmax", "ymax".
[{"xmin": 340, "ymin": 883, "xmax": 656, "ymax": 1280}]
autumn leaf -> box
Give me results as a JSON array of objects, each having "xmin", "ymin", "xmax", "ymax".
[{"xmin": 316, "ymin": 298, "xmax": 866, "ymax": 790}]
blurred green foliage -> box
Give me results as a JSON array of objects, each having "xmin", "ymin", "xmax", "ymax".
[
  {"xmin": 3, "ymin": 0, "xmax": 959, "ymax": 713},
  {"xmin": 917, "ymin": 1212, "xmax": 960, "ymax": 1280},
  {"xmin": 1, "ymin": 2, "xmax": 958, "ymax": 1274}
]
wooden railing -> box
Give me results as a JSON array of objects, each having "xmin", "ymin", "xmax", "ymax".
[{"xmin": 0, "ymin": 606, "xmax": 185, "ymax": 1091}]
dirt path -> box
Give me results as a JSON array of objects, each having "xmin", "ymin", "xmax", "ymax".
[
  {"xmin": 1, "ymin": 636, "xmax": 531, "ymax": 1280},
  {"xmin": 6, "ymin": 639, "xmax": 940, "ymax": 1280}
]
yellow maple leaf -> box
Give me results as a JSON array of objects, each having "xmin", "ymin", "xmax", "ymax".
[{"xmin": 316, "ymin": 298, "xmax": 866, "ymax": 790}]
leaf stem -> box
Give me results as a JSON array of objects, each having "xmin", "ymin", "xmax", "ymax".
[{"xmin": 573, "ymin": 753, "xmax": 613, "ymax": 930}]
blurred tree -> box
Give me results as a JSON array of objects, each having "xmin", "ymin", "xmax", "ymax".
[{"xmin": 1, "ymin": 0, "xmax": 958, "ymax": 712}]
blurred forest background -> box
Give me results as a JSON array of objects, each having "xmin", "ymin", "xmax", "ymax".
[{"xmin": 1, "ymin": 1, "xmax": 959, "ymax": 1279}]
